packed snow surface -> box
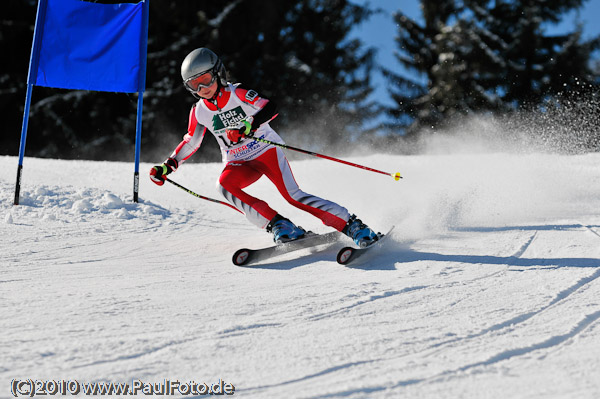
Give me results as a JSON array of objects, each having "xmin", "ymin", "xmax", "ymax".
[{"xmin": 2, "ymin": 151, "xmax": 600, "ymax": 398}]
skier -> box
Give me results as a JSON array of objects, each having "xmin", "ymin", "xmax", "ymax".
[{"xmin": 149, "ymin": 48, "xmax": 378, "ymax": 247}]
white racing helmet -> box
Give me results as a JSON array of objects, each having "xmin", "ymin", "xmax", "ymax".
[{"xmin": 181, "ymin": 48, "xmax": 228, "ymax": 94}]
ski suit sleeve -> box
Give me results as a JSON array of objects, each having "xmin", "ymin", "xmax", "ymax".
[
  {"xmin": 234, "ymin": 86, "xmax": 278, "ymax": 129},
  {"xmin": 168, "ymin": 105, "xmax": 207, "ymax": 165}
]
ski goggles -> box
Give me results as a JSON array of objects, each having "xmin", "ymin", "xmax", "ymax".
[{"xmin": 184, "ymin": 71, "xmax": 216, "ymax": 92}]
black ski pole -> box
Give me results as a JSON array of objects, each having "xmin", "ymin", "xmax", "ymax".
[{"xmin": 164, "ymin": 177, "xmax": 243, "ymax": 214}]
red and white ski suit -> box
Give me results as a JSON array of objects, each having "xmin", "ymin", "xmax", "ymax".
[{"xmin": 168, "ymin": 83, "xmax": 350, "ymax": 230}]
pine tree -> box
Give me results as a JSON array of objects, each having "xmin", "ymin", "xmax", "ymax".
[
  {"xmin": 469, "ymin": 0, "xmax": 599, "ymax": 105},
  {"xmin": 383, "ymin": 0, "xmax": 453, "ymax": 131},
  {"xmin": 386, "ymin": 0, "xmax": 600, "ymax": 134}
]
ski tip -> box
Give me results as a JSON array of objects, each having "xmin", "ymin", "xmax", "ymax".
[
  {"xmin": 337, "ymin": 247, "xmax": 355, "ymax": 265},
  {"xmin": 232, "ymin": 249, "xmax": 251, "ymax": 266}
]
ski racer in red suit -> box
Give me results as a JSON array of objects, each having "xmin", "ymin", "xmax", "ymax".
[{"xmin": 150, "ymin": 48, "xmax": 378, "ymax": 246}]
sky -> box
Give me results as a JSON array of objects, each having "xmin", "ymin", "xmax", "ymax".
[{"xmin": 353, "ymin": 0, "xmax": 600, "ymax": 108}]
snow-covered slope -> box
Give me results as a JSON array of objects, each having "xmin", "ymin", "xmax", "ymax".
[{"xmin": 2, "ymin": 151, "xmax": 600, "ymax": 398}]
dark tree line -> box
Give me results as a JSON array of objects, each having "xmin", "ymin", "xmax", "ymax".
[
  {"xmin": 1, "ymin": 0, "xmax": 376, "ymax": 161},
  {"xmin": 1, "ymin": 0, "xmax": 599, "ymax": 161},
  {"xmin": 386, "ymin": 0, "xmax": 600, "ymax": 138}
]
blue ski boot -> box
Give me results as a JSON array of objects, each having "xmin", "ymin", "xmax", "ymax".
[
  {"xmin": 267, "ymin": 214, "xmax": 306, "ymax": 243},
  {"xmin": 343, "ymin": 214, "xmax": 378, "ymax": 248}
]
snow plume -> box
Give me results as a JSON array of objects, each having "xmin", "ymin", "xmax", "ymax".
[
  {"xmin": 386, "ymin": 147, "xmax": 600, "ymax": 244},
  {"xmin": 502, "ymin": 90, "xmax": 600, "ymax": 154},
  {"xmin": 385, "ymin": 91, "xmax": 600, "ymax": 238},
  {"xmin": 417, "ymin": 90, "xmax": 600, "ymax": 155},
  {"xmin": 261, "ymin": 89, "xmax": 599, "ymax": 241}
]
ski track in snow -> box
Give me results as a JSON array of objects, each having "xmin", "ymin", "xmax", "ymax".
[{"xmin": 2, "ymin": 153, "xmax": 600, "ymax": 399}]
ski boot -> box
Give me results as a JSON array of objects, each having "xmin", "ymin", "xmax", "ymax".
[
  {"xmin": 343, "ymin": 214, "xmax": 378, "ymax": 248},
  {"xmin": 267, "ymin": 214, "xmax": 306, "ymax": 243}
]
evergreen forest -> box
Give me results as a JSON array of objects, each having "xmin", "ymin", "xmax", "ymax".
[{"xmin": 1, "ymin": 0, "xmax": 599, "ymax": 161}]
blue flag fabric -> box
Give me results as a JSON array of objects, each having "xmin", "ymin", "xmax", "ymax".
[{"xmin": 34, "ymin": 0, "xmax": 144, "ymax": 93}]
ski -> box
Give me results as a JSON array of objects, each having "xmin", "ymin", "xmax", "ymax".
[
  {"xmin": 233, "ymin": 231, "xmax": 342, "ymax": 266},
  {"xmin": 336, "ymin": 226, "xmax": 395, "ymax": 265}
]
